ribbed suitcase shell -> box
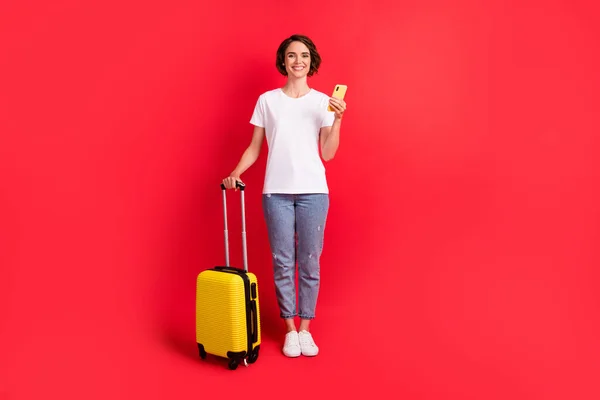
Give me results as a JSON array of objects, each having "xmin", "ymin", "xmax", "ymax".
[{"xmin": 195, "ymin": 268, "xmax": 261, "ymax": 359}]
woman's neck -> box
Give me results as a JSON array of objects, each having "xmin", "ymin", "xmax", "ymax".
[{"xmin": 282, "ymin": 78, "xmax": 310, "ymax": 98}]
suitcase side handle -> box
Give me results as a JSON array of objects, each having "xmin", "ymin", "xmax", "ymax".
[
  {"xmin": 250, "ymin": 299, "xmax": 258, "ymax": 343},
  {"xmin": 220, "ymin": 181, "xmax": 248, "ymax": 272}
]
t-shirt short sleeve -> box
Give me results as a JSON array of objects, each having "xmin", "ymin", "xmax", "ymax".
[
  {"xmin": 320, "ymin": 95, "xmax": 335, "ymax": 128},
  {"xmin": 250, "ymin": 95, "xmax": 265, "ymax": 128}
]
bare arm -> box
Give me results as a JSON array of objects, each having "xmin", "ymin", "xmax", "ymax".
[
  {"xmin": 320, "ymin": 119, "xmax": 341, "ymax": 161},
  {"xmin": 320, "ymin": 97, "xmax": 347, "ymax": 161},
  {"xmin": 222, "ymin": 125, "xmax": 265, "ymax": 188}
]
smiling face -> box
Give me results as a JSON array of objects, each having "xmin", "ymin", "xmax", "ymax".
[
  {"xmin": 275, "ymin": 35, "xmax": 322, "ymax": 77},
  {"xmin": 284, "ymin": 41, "xmax": 311, "ymax": 79}
]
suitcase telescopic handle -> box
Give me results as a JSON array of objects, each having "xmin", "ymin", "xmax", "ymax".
[
  {"xmin": 220, "ymin": 181, "xmax": 248, "ymax": 272},
  {"xmin": 220, "ymin": 181, "xmax": 245, "ymax": 191}
]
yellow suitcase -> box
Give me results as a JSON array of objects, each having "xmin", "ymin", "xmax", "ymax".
[{"xmin": 196, "ymin": 181, "xmax": 261, "ymax": 370}]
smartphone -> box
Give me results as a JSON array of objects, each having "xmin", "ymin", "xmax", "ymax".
[{"xmin": 328, "ymin": 84, "xmax": 348, "ymax": 112}]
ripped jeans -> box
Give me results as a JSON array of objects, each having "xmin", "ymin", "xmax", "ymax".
[{"xmin": 262, "ymin": 193, "xmax": 329, "ymax": 320}]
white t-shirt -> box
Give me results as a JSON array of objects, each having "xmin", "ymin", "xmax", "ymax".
[{"xmin": 250, "ymin": 88, "xmax": 335, "ymax": 194}]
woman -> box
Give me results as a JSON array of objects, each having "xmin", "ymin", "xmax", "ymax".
[{"xmin": 222, "ymin": 34, "xmax": 347, "ymax": 358}]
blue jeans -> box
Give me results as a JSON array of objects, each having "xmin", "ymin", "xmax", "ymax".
[{"xmin": 262, "ymin": 193, "xmax": 329, "ymax": 320}]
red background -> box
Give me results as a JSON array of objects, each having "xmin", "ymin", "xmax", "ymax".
[{"xmin": 2, "ymin": 0, "xmax": 599, "ymax": 399}]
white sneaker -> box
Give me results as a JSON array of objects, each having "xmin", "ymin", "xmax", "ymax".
[
  {"xmin": 282, "ymin": 331, "xmax": 301, "ymax": 358},
  {"xmin": 298, "ymin": 330, "xmax": 319, "ymax": 356}
]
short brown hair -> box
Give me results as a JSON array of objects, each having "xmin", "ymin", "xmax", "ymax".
[{"xmin": 275, "ymin": 34, "xmax": 322, "ymax": 77}]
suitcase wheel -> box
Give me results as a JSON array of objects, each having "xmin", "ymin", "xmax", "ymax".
[
  {"xmin": 228, "ymin": 359, "xmax": 239, "ymax": 370},
  {"xmin": 247, "ymin": 346, "xmax": 260, "ymax": 364},
  {"xmin": 198, "ymin": 344, "xmax": 207, "ymax": 360}
]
